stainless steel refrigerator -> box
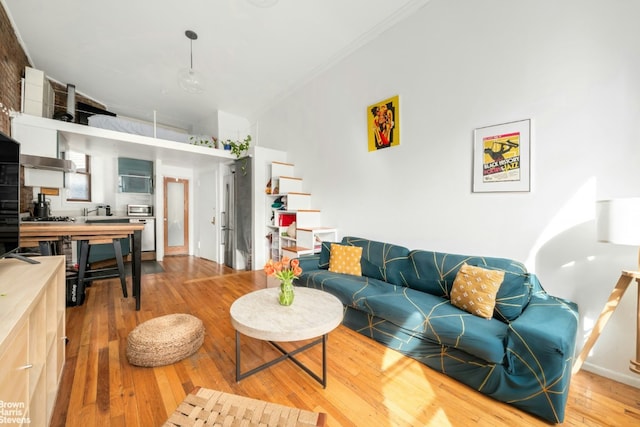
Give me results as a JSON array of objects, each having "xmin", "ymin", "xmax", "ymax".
[{"xmin": 222, "ymin": 158, "xmax": 252, "ymax": 270}]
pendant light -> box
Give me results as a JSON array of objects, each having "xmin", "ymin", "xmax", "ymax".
[{"xmin": 178, "ymin": 30, "xmax": 205, "ymax": 94}]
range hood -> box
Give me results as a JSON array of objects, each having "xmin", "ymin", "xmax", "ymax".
[{"xmin": 20, "ymin": 154, "xmax": 76, "ymax": 173}]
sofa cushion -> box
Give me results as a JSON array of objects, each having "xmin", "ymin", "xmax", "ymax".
[
  {"xmin": 473, "ymin": 264, "xmax": 532, "ymax": 322},
  {"xmin": 318, "ymin": 241, "xmax": 332, "ymax": 269},
  {"xmin": 329, "ymin": 243, "xmax": 363, "ymax": 276},
  {"xmin": 341, "ymin": 236, "xmax": 410, "ymax": 285},
  {"xmin": 320, "ymin": 241, "xmax": 377, "ymax": 275},
  {"xmin": 361, "ymin": 287, "xmax": 508, "ymax": 364},
  {"xmin": 450, "ymin": 264, "xmax": 504, "ymax": 319},
  {"xmin": 403, "ymin": 250, "xmax": 531, "ymax": 322},
  {"xmin": 297, "ymin": 270, "xmax": 397, "ymax": 308}
]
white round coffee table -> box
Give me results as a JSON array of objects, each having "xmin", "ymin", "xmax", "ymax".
[{"xmin": 230, "ymin": 287, "xmax": 343, "ymax": 387}]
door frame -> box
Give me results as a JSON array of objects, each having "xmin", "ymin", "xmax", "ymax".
[{"xmin": 163, "ymin": 176, "xmax": 189, "ymax": 256}]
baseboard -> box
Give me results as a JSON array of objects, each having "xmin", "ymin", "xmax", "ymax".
[{"xmin": 582, "ymin": 362, "xmax": 640, "ymax": 388}]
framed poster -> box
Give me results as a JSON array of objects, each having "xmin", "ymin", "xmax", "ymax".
[
  {"xmin": 473, "ymin": 119, "xmax": 530, "ymax": 192},
  {"xmin": 367, "ymin": 95, "xmax": 399, "ymax": 151}
]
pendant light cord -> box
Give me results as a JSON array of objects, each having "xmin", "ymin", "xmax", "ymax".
[
  {"xmin": 190, "ymin": 38, "xmax": 194, "ymax": 70},
  {"xmin": 185, "ymin": 30, "xmax": 198, "ymax": 71}
]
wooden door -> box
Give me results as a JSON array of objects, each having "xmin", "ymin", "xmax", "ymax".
[{"xmin": 163, "ymin": 177, "xmax": 189, "ymax": 256}]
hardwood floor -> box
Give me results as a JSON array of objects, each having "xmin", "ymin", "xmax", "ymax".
[{"xmin": 51, "ymin": 256, "xmax": 640, "ymax": 426}]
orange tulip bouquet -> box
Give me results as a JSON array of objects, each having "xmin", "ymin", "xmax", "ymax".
[{"xmin": 264, "ymin": 257, "xmax": 302, "ymax": 306}]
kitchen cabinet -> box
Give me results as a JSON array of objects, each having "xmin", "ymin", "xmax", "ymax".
[
  {"xmin": 118, "ymin": 158, "xmax": 153, "ymax": 176},
  {"xmin": 23, "ymin": 66, "xmax": 55, "ymax": 119},
  {"xmin": 11, "ymin": 120, "xmax": 64, "ymax": 188},
  {"xmin": 118, "ymin": 158, "xmax": 153, "ymax": 193},
  {"xmin": 0, "ymin": 256, "xmax": 66, "ymax": 426},
  {"xmin": 141, "ymin": 218, "xmax": 155, "ymax": 252},
  {"xmin": 11, "ymin": 121, "xmax": 58, "ymax": 158}
]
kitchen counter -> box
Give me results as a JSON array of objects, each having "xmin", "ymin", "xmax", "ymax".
[
  {"xmin": 75, "ymin": 216, "xmax": 156, "ymax": 222},
  {"xmin": 20, "ymin": 222, "xmax": 145, "ymax": 310},
  {"xmin": 81, "ymin": 215, "xmax": 131, "ymax": 221},
  {"xmin": 20, "ymin": 221, "xmax": 144, "ymax": 243}
]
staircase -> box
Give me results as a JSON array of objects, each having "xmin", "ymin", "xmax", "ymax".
[{"xmin": 266, "ymin": 161, "xmax": 337, "ymax": 260}]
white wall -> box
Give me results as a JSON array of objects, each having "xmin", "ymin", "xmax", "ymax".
[
  {"xmin": 255, "ymin": 0, "xmax": 640, "ymax": 387},
  {"xmin": 218, "ymin": 110, "xmax": 252, "ymax": 143}
]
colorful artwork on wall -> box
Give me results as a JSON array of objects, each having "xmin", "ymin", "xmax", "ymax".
[
  {"xmin": 367, "ymin": 95, "xmax": 399, "ymax": 151},
  {"xmin": 473, "ymin": 119, "xmax": 531, "ymax": 192}
]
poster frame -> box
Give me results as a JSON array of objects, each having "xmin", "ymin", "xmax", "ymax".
[{"xmin": 472, "ymin": 119, "xmax": 531, "ymax": 193}]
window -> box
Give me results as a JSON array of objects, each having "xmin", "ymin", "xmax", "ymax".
[{"xmin": 65, "ymin": 151, "xmax": 91, "ymax": 201}]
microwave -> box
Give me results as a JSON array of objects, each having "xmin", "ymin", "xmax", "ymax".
[
  {"xmin": 127, "ymin": 204, "xmax": 153, "ymax": 217},
  {"xmin": 119, "ymin": 174, "xmax": 153, "ymax": 194}
]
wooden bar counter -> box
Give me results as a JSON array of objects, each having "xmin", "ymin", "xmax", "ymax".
[{"xmin": 20, "ymin": 222, "xmax": 145, "ymax": 310}]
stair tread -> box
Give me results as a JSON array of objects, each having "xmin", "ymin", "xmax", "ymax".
[
  {"xmin": 282, "ymin": 246, "xmax": 314, "ymax": 253},
  {"xmin": 269, "ymin": 192, "xmax": 310, "ymax": 196},
  {"xmin": 297, "ymin": 226, "xmax": 336, "ymax": 231}
]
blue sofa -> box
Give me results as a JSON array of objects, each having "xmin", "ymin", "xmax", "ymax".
[{"xmin": 295, "ymin": 236, "xmax": 579, "ymax": 423}]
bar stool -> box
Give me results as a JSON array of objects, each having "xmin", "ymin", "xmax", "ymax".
[{"xmin": 75, "ymin": 235, "xmax": 128, "ymax": 305}]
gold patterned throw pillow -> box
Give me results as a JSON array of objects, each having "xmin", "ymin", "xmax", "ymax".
[
  {"xmin": 328, "ymin": 244, "xmax": 363, "ymax": 276},
  {"xmin": 450, "ymin": 263, "xmax": 505, "ymax": 319}
]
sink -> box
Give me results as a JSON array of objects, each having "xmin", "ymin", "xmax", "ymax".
[{"xmin": 82, "ymin": 216, "xmax": 130, "ymax": 223}]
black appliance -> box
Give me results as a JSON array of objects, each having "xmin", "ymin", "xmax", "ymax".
[
  {"xmin": 0, "ymin": 131, "xmax": 37, "ymax": 263},
  {"xmin": 0, "ymin": 131, "xmax": 20, "ymax": 257},
  {"xmin": 21, "ymin": 216, "xmax": 74, "ymax": 222},
  {"xmin": 33, "ymin": 192, "xmax": 50, "ymax": 218}
]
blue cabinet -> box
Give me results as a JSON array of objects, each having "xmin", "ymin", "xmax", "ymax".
[
  {"xmin": 118, "ymin": 157, "xmax": 153, "ymax": 175},
  {"xmin": 78, "ymin": 218, "xmax": 131, "ymax": 263},
  {"xmin": 118, "ymin": 158, "xmax": 153, "ymax": 193},
  {"xmin": 79, "ymin": 237, "xmax": 131, "ymax": 263}
]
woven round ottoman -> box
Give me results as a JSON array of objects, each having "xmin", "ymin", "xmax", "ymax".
[{"xmin": 126, "ymin": 313, "xmax": 205, "ymax": 367}]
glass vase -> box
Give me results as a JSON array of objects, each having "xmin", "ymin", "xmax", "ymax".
[{"xmin": 279, "ymin": 279, "xmax": 295, "ymax": 306}]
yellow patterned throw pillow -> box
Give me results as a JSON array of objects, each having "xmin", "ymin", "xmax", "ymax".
[
  {"xmin": 328, "ymin": 244, "xmax": 363, "ymax": 276},
  {"xmin": 450, "ymin": 263, "xmax": 505, "ymax": 319}
]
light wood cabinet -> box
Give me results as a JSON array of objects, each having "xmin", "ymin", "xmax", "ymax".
[{"xmin": 0, "ymin": 256, "xmax": 66, "ymax": 426}]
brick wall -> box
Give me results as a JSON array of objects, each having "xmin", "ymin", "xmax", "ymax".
[
  {"xmin": 50, "ymin": 80, "xmax": 105, "ymax": 121},
  {"xmin": 0, "ymin": 4, "xmax": 29, "ymax": 135},
  {"xmin": 1, "ymin": 4, "xmax": 32, "ymax": 212}
]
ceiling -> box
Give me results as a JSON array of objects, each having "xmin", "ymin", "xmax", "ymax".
[{"xmin": 3, "ymin": 0, "xmax": 429, "ymax": 132}]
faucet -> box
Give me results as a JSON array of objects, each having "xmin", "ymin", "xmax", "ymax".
[
  {"xmin": 82, "ymin": 205, "xmax": 105, "ymax": 216},
  {"xmin": 82, "ymin": 207, "xmax": 98, "ymax": 216}
]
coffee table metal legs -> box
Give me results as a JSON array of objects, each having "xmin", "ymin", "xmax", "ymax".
[{"xmin": 235, "ymin": 331, "xmax": 328, "ymax": 388}]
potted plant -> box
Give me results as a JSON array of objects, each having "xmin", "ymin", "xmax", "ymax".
[
  {"xmin": 189, "ymin": 135, "xmax": 218, "ymax": 149},
  {"xmin": 223, "ymin": 135, "xmax": 252, "ymax": 174},
  {"xmin": 224, "ymin": 135, "xmax": 252, "ymax": 159}
]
